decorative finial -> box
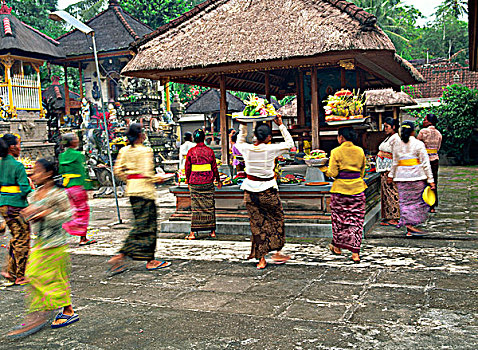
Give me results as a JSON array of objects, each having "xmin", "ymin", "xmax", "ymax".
[
  {"xmin": 108, "ymin": 0, "xmax": 119, "ymax": 7},
  {"xmin": 0, "ymin": 1, "xmax": 12, "ymax": 15}
]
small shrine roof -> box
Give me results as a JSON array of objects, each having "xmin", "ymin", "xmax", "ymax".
[
  {"xmin": 56, "ymin": 0, "xmax": 152, "ymax": 60},
  {"xmin": 0, "ymin": 1, "xmax": 64, "ymax": 60}
]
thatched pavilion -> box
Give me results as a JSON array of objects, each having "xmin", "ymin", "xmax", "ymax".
[{"xmin": 123, "ymin": 0, "xmax": 424, "ymax": 163}]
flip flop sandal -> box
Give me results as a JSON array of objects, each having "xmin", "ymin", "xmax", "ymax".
[
  {"xmin": 106, "ymin": 263, "xmax": 128, "ymax": 277},
  {"xmin": 329, "ymin": 244, "xmax": 341, "ymax": 256},
  {"xmin": 79, "ymin": 239, "xmax": 97, "ymax": 246},
  {"xmin": 379, "ymin": 221, "xmax": 391, "ymax": 226},
  {"xmin": 184, "ymin": 234, "xmax": 196, "ymax": 240},
  {"xmin": 272, "ymin": 256, "xmax": 291, "ymax": 265},
  {"xmin": 51, "ymin": 313, "xmax": 79, "ymax": 329},
  {"xmin": 1, "ymin": 279, "xmax": 15, "ymax": 287},
  {"xmin": 146, "ymin": 261, "xmax": 171, "ymax": 271},
  {"xmin": 7, "ymin": 317, "xmax": 51, "ymax": 338}
]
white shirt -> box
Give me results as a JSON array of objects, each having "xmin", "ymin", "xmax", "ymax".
[
  {"xmin": 235, "ymin": 124, "xmax": 294, "ymax": 192},
  {"xmin": 388, "ymin": 136, "xmax": 434, "ymax": 183},
  {"xmin": 376, "ymin": 133, "xmax": 400, "ymax": 173},
  {"xmin": 179, "ymin": 141, "xmax": 196, "ymax": 169}
]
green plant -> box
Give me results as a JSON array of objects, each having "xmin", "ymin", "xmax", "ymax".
[{"xmin": 412, "ymin": 84, "xmax": 478, "ymax": 164}]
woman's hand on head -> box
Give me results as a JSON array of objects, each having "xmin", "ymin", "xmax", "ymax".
[{"xmin": 273, "ymin": 115, "xmax": 283, "ymax": 126}]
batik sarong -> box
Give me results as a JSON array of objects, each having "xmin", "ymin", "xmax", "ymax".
[
  {"xmin": 0, "ymin": 205, "xmax": 30, "ymax": 279},
  {"xmin": 430, "ymin": 160, "xmax": 439, "ymax": 210},
  {"xmin": 244, "ymin": 188, "xmax": 285, "ymax": 260},
  {"xmin": 26, "ymin": 245, "xmax": 71, "ymax": 313},
  {"xmin": 119, "ymin": 196, "xmax": 157, "ymax": 261},
  {"xmin": 396, "ymin": 180, "xmax": 429, "ymax": 227},
  {"xmin": 380, "ymin": 172, "xmax": 400, "ymax": 221},
  {"xmin": 189, "ymin": 183, "xmax": 216, "ymax": 233},
  {"xmin": 62, "ymin": 185, "xmax": 90, "ymax": 237},
  {"xmin": 330, "ymin": 192, "xmax": 365, "ymax": 254}
]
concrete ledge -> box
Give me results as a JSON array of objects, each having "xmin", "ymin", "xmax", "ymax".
[{"xmin": 161, "ymin": 203, "xmax": 381, "ymax": 238}]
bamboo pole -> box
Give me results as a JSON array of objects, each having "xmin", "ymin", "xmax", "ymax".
[
  {"xmin": 311, "ymin": 67, "xmax": 319, "ymax": 149},
  {"xmin": 219, "ymin": 75, "xmax": 229, "ymax": 165},
  {"xmin": 64, "ymin": 65, "xmax": 70, "ymax": 115}
]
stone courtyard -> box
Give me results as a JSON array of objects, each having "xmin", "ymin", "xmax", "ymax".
[{"xmin": 0, "ymin": 166, "xmax": 477, "ymax": 349}]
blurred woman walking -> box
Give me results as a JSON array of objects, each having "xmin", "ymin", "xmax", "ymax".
[
  {"xmin": 377, "ymin": 118, "xmax": 401, "ymax": 226},
  {"xmin": 235, "ymin": 116, "xmax": 294, "ymax": 269},
  {"xmin": 108, "ymin": 123, "xmax": 171, "ymax": 275},
  {"xmin": 7, "ymin": 159, "xmax": 77, "ymax": 338},
  {"xmin": 184, "ymin": 129, "xmax": 222, "ymax": 240},
  {"xmin": 388, "ymin": 121, "xmax": 435, "ymax": 236},
  {"xmin": 59, "ymin": 133, "xmax": 95, "ymax": 246},
  {"xmin": 0, "ymin": 134, "xmax": 32, "ymax": 286},
  {"xmin": 320, "ymin": 127, "xmax": 367, "ymax": 263}
]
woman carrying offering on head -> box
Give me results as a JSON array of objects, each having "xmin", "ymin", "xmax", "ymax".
[
  {"xmin": 235, "ymin": 116, "xmax": 294, "ymax": 269},
  {"xmin": 108, "ymin": 123, "xmax": 171, "ymax": 275},
  {"xmin": 388, "ymin": 121, "xmax": 435, "ymax": 236},
  {"xmin": 7, "ymin": 159, "xmax": 77, "ymax": 338},
  {"xmin": 377, "ymin": 118, "xmax": 401, "ymax": 226},
  {"xmin": 0, "ymin": 134, "xmax": 32, "ymax": 286},
  {"xmin": 184, "ymin": 129, "xmax": 221, "ymax": 240},
  {"xmin": 320, "ymin": 127, "xmax": 367, "ymax": 263},
  {"xmin": 59, "ymin": 133, "xmax": 95, "ymax": 246}
]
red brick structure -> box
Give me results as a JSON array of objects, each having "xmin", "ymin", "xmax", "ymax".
[{"xmin": 404, "ymin": 59, "xmax": 478, "ymax": 99}]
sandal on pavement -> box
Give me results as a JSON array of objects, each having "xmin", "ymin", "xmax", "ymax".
[
  {"xmin": 379, "ymin": 221, "xmax": 391, "ymax": 226},
  {"xmin": 184, "ymin": 233, "xmax": 196, "ymax": 240},
  {"xmin": 106, "ymin": 263, "xmax": 128, "ymax": 277},
  {"xmin": 329, "ymin": 244, "xmax": 341, "ymax": 256},
  {"xmin": 79, "ymin": 239, "xmax": 97, "ymax": 246},
  {"xmin": 146, "ymin": 261, "xmax": 171, "ymax": 271},
  {"xmin": 256, "ymin": 263, "xmax": 267, "ymax": 270},
  {"xmin": 51, "ymin": 313, "xmax": 79, "ymax": 329},
  {"xmin": 272, "ymin": 255, "xmax": 291, "ymax": 265}
]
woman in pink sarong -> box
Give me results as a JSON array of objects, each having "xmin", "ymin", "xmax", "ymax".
[{"xmin": 59, "ymin": 133, "xmax": 95, "ymax": 246}]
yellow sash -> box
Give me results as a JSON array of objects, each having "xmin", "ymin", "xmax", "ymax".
[
  {"xmin": 426, "ymin": 149, "xmax": 437, "ymax": 154},
  {"xmin": 0, "ymin": 185, "xmax": 21, "ymax": 193},
  {"xmin": 191, "ymin": 164, "xmax": 212, "ymax": 172},
  {"xmin": 398, "ymin": 158, "xmax": 420, "ymax": 166},
  {"xmin": 62, "ymin": 174, "xmax": 81, "ymax": 187}
]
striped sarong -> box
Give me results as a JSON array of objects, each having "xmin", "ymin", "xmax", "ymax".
[
  {"xmin": 396, "ymin": 180, "xmax": 429, "ymax": 227},
  {"xmin": 26, "ymin": 245, "xmax": 71, "ymax": 313},
  {"xmin": 189, "ymin": 183, "xmax": 216, "ymax": 233},
  {"xmin": 330, "ymin": 192, "xmax": 366, "ymax": 253}
]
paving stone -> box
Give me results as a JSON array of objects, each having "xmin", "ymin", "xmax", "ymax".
[
  {"xmin": 301, "ymin": 281, "xmax": 363, "ymax": 302},
  {"xmin": 361, "ymin": 286, "xmax": 426, "ymax": 306},
  {"xmin": 282, "ymin": 300, "xmax": 348, "ymax": 322},
  {"xmin": 428, "ymin": 289, "xmax": 478, "ymax": 312}
]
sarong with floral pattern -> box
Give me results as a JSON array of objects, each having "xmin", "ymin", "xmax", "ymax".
[
  {"xmin": 244, "ymin": 188, "xmax": 285, "ymax": 260},
  {"xmin": 189, "ymin": 183, "xmax": 216, "ymax": 233},
  {"xmin": 330, "ymin": 192, "xmax": 365, "ymax": 254},
  {"xmin": 396, "ymin": 180, "xmax": 429, "ymax": 227},
  {"xmin": 380, "ymin": 172, "xmax": 400, "ymax": 221}
]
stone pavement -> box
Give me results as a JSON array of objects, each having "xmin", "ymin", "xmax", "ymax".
[{"xmin": 0, "ymin": 166, "xmax": 477, "ymax": 349}]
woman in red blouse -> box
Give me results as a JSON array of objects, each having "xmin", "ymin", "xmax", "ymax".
[{"xmin": 184, "ymin": 129, "xmax": 222, "ymax": 239}]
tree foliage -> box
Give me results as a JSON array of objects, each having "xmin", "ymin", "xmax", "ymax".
[{"xmin": 410, "ymin": 85, "xmax": 478, "ymax": 164}]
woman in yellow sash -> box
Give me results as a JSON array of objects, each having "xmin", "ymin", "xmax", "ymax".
[
  {"xmin": 0, "ymin": 134, "xmax": 32, "ymax": 286},
  {"xmin": 184, "ymin": 129, "xmax": 221, "ymax": 240},
  {"xmin": 388, "ymin": 121, "xmax": 435, "ymax": 236}
]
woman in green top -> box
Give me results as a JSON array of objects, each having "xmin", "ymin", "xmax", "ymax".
[
  {"xmin": 59, "ymin": 133, "xmax": 95, "ymax": 246},
  {"xmin": 0, "ymin": 134, "xmax": 32, "ymax": 286}
]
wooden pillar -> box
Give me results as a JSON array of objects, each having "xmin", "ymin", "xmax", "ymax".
[
  {"xmin": 78, "ymin": 64, "xmax": 84, "ymax": 100},
  {"xmin": 393, "ymin": 106, "xmax": 398, "ymax": 120},
  {"xmin": 5, "ymin": 60, "xmax": 13, "ymax": 112},
  {"xmin": 378, "ymin": 112, "xmax": 383, "ymax": 131},
  {"xmin": 64, "ymin": 65, "xmax": 70, "ymax": 115},
  {"xmin": 311, "ymin": 66, "xmax": 320, "ymax": 149},
  {"xmin": 165, "ymin": 80, "xmax": 171, "ymax": 112},
  {"xmin": 219, "ymin": 75, "xmax": 229, "ymax": 164},
  {"xmin": 264, "ymin": 72, "xmax": 271, "ymax": 102},
  {"xmin": 298, "ymin": 70, "xmax": 305, "ymax": 126},
  {"xmin": 340, "ymin": 68, "xmax": 346, "ymax": 88}
]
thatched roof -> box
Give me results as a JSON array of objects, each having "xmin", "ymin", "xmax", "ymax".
[
  {"xmin": 0, "ymin": 2, "xmax": 64, "ymax": 60},
  {"xmin": 55, "ymin": 0, "xmax": 151, "ymax": 61},
  {"xmin": 185, "ymin": 89, "xmax": 244, "ymax": 114},
  {"xmin": 364, "ymin": 88, "xmax": 416, "ymax": 107},
  {"xmin": 122, "ymin": 0, "xmax": 423, "ymax": 92}
]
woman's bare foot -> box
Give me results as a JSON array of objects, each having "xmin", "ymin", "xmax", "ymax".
[
  {"xmin": 1, "ymin": 271, "xmax": 15, "ymax": 281},
  {"xmin": 51, "ymin": 306, "xmax": 74, "ymax": 326},
  {"xmin": 15, "ymin": 277, "xmax": 29, "ymax": 285},
  {"xmin": 7, "ymin": 311, "xmax": 50, "ymax": 337},
  {"xmin": 0, "ymin": 221, "xmax": 6, "ymax": 233},
  {"xmin": 351, "ymin": 253, "xmax": 360, "ymax": 263},
  {"xmin": 329, "ymin": 244, "xmax": 342, "ymax": 255},
  {"xmin": 406, "ymin": 225, "xmax": 424, "ymax": 234},
  {"xmin": 256, "ymin": 257, "xmax": 267, "ymax": 269},
  {"xmin": 185, "ymin": 232, "xmax": 196, "ymax": 240},
  {"xmin": 108, "ymin": 253, "xmax": 125, "ymax": 266},
  {"xmin": 209, "ymin": 231, "xmax": 216, "ymax": 238},
  {"xmin": 271, "ymin": 252, "xmax": 291, "ymax": 263}
]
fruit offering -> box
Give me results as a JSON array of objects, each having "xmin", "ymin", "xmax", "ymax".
[
  {"xmin": 279, "ymin": 174, "xmax": 305, "ymax": 184},
  {"xmin": 323, "ymin": 89, "xmax": 365, "ymax": 122},
  {"xmin": 304, "ymin": 149, "xmax": 327, "ymax": 160},
  {"xmin": 232, "ymin": 95, "xmax": 277, "ymax": 119},
  {"xmin": 19, "ymin": 157, "xmax": 34, "ymax": 170}
]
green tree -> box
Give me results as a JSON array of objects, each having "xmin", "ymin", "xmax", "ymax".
[
  {"xmin": 10, "ymin": 0, "xmax": 65, "ymax": 38},
  {"xmin": 411, "ymin": 84, "xmax": 478, "ymax": 164},
  {"xmin": 435, "ymin": 0, "xmax": 467, "ymax": 19}
]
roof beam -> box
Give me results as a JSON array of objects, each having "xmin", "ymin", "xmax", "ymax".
[{"xmin": 355, "ymin": 55, "xmax": 404, "ymax": 86}]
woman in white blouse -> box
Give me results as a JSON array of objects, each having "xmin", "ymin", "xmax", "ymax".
[
  {"xmin": 235, "ymin": 116, "xmax": 294, "ymax": 269},
  {"xmin": 377, "ymin": 118, "xmax": 401, "ymax": 226},
  {"xmin": 387, "ymin": 121, "xmax": 435, "ymax": 236}
]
